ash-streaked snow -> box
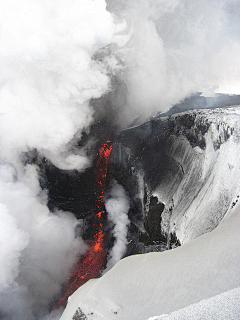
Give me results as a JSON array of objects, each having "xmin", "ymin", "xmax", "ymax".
[{"xmin": 156, "ymin": 106, "xmax": 240, "ymax": 243}]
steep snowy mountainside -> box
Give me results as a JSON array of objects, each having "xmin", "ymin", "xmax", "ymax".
[
  {"xmin": 59, "ymin": 203, "xmax": 240, "ymax": 320},
  {"xmin": 108, "ymin": 106, "xmax": 240, "ymax": 252},
  {"xmin": 161, "ymin": 107, "xmax": 240, "ymax": 243}
]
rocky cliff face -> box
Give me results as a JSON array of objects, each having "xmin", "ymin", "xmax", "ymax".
[{"xmin": 108, "ymin": 106, "xmax": 240, "ymax": 252}]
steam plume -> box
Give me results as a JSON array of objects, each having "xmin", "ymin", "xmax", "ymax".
[
  {"xmin": 107, "ymin": 0, "xmax": 240, "ymax": 125},
  {"xmin": 105, "ymin": 180, "xmax": 130, "ymax": 271}
]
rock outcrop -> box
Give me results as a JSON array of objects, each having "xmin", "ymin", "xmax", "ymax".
[{"xmin": 108, "ymin": 106, "xmax": 240, "ymax": 250}]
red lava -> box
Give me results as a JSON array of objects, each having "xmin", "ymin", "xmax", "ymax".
[{"xmin": 54, "ymin": 140, "xmax": 113, "ymax": 308}]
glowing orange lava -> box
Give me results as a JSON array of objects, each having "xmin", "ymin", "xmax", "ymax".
[{"xmin": 54, "ymin": 140, "xmax": 113, "ymax": 308}]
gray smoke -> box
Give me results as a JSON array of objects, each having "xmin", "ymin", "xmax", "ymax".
[{"xmin": 0, "ymin": 0, "xmax": 239, "ymax": 319}]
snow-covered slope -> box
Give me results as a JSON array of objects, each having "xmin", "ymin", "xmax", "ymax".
[
  {"xmin": 148, "ymin": 286, "xmax": 240, "ymax": 320},
  {"xmin": 59, "ymin": 203, "xmax": 240, "ymax": 320},
  {"xmin": 160, "ymin": 107, "xmax": 240, "ymax": 243}
]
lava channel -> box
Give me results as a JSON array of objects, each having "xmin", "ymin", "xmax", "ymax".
[{"xmin": 54, "ymin": 140, "xmax": 113, "ymax": 309}]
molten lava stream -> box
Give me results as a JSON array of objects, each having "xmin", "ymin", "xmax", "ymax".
[{"xmin": 54, "ymin": 140, "xmax": 113, "ymax": 309}]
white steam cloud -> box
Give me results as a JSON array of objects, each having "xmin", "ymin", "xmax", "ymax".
[
  {"xmin": 0, "ymin": 0, "xmax": 240, "ymax": 319},
  {"xmin": 0, "ymin": 0, "xmax": 119, "ymax": 319},
  {"xmin": 0, "ymin": 0, "xmax": 118, "ymax": 168},
  {"xmin": 105, "ymin": 181, "xmax": 130, "ymax": 271},
  {"xmin": 0, "ymin": 163, "xmax": 87, "ymax": 320},
  {"xmin": 107, "ymin": 0, "xmax": 240, "ymax": 125}
]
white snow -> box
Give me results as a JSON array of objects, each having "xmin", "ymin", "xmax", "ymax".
[
  {"xmin": 59, "ymin": 202, "xmax": 240, "ymax": 320},
  {"xmin": 148, "ymin": 286, "xmax": 240, "ymax": 320},
  {"xmin": 155, "ymin": 107, "xmax": 240, "ymax": 243}
]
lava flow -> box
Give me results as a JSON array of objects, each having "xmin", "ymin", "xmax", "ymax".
[{"xmin": 54, "ymin": 140, "xmax": 113, "ymax": 308}]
